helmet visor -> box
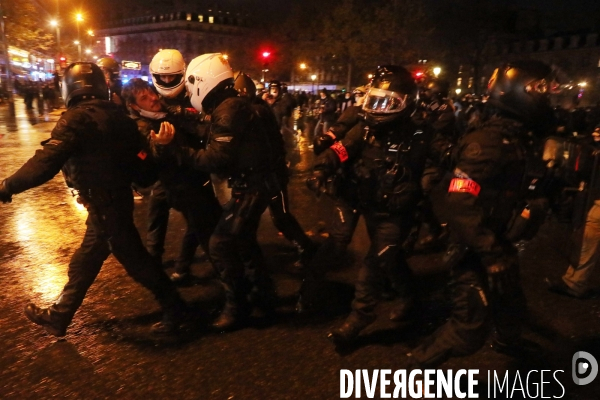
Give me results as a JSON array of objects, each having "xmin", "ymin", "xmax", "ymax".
[
  {"xmin": 153, "ymin": 74, "xmax": 183, "ymax": 88},
  {"xmin": 362, "ymin": 88, "xmax": 408, "ymax": 114}
]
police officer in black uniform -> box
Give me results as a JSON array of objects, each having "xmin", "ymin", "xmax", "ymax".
[
  {"xmin": 122, "ymin": 78, "xmax": 222, "ymax": 284},
  {"xmin": 0, "ymin": 62, "xmax": 185, "ymax": 336},
  {"xmin": 408, "ymin": 78, "xmax": 456, "ymax": 252},
  {"xmin": 153, "ymin": 54, "xmax": 282, "ymax": 330},
  {"xmin": 96, "ymin": 57, "xmax": 125, "ymax": 108},
  {"xmin": 408, "ymin": 60, "xmax": 556, "ymax": 367},
  {"xmin": 252, "ymin": 77, "xmax": 318, "ymax": 268},
  {"xmin": 306, "ymin": 66, "xmax": 435, "ymax": 345}
]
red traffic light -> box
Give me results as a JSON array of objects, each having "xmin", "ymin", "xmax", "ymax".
[{"xmin": 262, "ymin": 51, "xmax": 271, "ymax": 59}]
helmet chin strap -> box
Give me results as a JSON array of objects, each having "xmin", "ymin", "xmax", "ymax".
[{"xmin": 139, "ymin": 109, "xmax": 168, "ymax": 120}]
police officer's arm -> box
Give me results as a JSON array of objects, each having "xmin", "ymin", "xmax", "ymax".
[
  {"xmin": 454, "ymin": 130, "xmax": 504, "ymax": 184},
  {"xmin": 2, "ymin": 114, "xmax": 80, "ymax": 196},
  {"xmin": 314, "ymin": 106, "xmax": 362, "ymax": 155},
  {"xmin": 153, "ymin": 98, "xmax": 248, "ymax": 172}
]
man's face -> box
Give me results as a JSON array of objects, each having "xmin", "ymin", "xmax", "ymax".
[
  {"xmin": 320, "ymin": 93, "xmax": 326, "ymax": 99},
  {"xmin": 133, "ymin": 89, "xmax": 162, "ymax": 113},
  {"xmin": 159, "ymin": 74, "xmax": 177, "ymax": 84}
]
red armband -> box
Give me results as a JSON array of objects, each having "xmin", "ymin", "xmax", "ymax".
[
  {"xmin": 448, "ymin": 178, "xmax": 480, "ymax": 196},
  {"xmin": 137, "ymin": 150, "xmax": 147, "ymax": 160},
  {"xmin": 330, "ymin": 141, "xmax": 348, "ymax": 162}
]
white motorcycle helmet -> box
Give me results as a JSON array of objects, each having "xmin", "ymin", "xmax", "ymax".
[
  {"xmin": 150, "ymin": 49, "xmax": 186, "ymax": 98},
  {"xmin": 185, "ymin": 53, "xmax": 234, "ymax": 113}
]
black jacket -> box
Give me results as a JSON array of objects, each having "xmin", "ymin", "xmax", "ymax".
[{"xmin": 5, "ymin": 99, "xmax": 146, "ymax": 193}]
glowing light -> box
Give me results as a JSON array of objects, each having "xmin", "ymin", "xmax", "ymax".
[
  {"xmin": 433, "ymin": 67, "xmax": 441, "ymax": 77},
  {"xmin": 300, "ymin": 63, "xmax": 306, "ymax": 70},
  {"xmin": 578, "ymin": 82, "xmax": 587, "ymax": 87},
  {"xmin": 311, "ymin": 74, "xmax": 317, "ymax": 81},
  {"xmin": 262, "ymin": 51, "xmax": 271, "ymax": 58},
  {"xmin": 455, "ymin": 88, "xmax": 462, "ymax": 95}
]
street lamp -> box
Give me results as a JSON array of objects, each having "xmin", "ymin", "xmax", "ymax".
[
  {"xmin": 50, "ymin": 20, "xmax": 61, "ymax": 61},
  {"xmin": 433, "ymin": 67, "xmax": 441, "ymax": 77},
  {"xmin": 311, "ymin": 74, "xmax": 317, "ymax": 94},
  {"xmin": 75, "ymin": 13, "xmax": 83, "ymax": 61},
  {"xmin": 455, "ymin": 88, "xmax": 462, "ymax": 96}
]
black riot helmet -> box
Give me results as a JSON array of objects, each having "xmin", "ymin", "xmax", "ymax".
[
  {"xmin": 96, "ymin": 57, "xmax": 120, "ymax": 82},
  {"xmin": 420, "ymin": 78, "xmax": 450, "ymax": 103},
  {"xmin": 234, "ymin": 71, "xmax": 257, "ymax": 100},
  {"xmin": 362, "ymin": 65, "xmax": 417, "ymax": 127},
  {"xmin": 487, "ymin": 60, "xmax": 557, "ymax": 128},
  {"xmin": 61, "ymin": 62, "xmax": 109, "ymax": 108},
  {"xmin": 96, "ymin": 57, "xmax": 122, "ymax": 98},
  {"xmin": 269, "ymin": 80, "xmax": 282, "ymax": 98}
]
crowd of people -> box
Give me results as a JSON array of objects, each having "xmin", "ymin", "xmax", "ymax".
[{"xmin": 1, "ymin": 50, "xmax": 599, "ymax": 369}]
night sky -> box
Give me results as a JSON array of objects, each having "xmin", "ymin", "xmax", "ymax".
[{"xmin": 38, "ymin": 0, "xmax": 599, "ymax": 34}]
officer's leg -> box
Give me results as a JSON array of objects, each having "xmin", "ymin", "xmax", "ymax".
[
  {"xmin": 210, "ymin": 190, "xmax": 270, "ymax": 330},
  {"xmin": 296, "ymin": 200, "xmax": 360, "ymax": 313},
  {"xmin": 268, "ymin": 184, "xmax": 317, "ymax": 266},
  {"xmin": 172, "ymin": 190, "xmax": 221, "ymax": 281},
  {"xmin": 409, "ymin": 251, "xmax": 490, "ymax": 367},
  {"xmin": 484, "ymin": 250, "xmax": 528, "ymax": 354},
  {"xmin": 24, "ymin": 215, "xmax": 110, "ymax": 337},
  {"xmin": 330, "ymin": 213, "xmax": 409, "ymax": 344},
  {"xmin": 105, "ymin": 192, "xmax": 185, "ymax": 332},
  {"xmin": 237, "ymin": 195, "xmax": 276, "ymax": 316},
  {"xmin": 146, "ymin": 181, "xmax": 170, "ymax": 262}
]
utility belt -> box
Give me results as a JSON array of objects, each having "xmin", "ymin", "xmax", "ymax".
[
  {"xmin": 72, "ymin": 187, "xmax": 129, "ymax": 208},
  {"xmin": 229, "ymin": 171, "xmax": 280, "ymax": 194}
]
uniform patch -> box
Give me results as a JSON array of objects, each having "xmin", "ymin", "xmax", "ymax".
[
  {"xmin": 464, "ymin": 142, "xmax": 482, "ymax": 158},
  {"xmin": 54, "ymin": 118, "xmax": 69, "ymax": 133}
]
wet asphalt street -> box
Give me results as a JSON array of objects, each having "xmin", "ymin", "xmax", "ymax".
[{"xmin": 0, "ymin": 99, "xmax": 599, "ymax": 399}]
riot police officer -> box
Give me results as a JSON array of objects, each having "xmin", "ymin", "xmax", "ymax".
[
  {"xmin": 152, "ymin": 54, "xmax": 283, "ymax": 330},
  {"xmin": 408, "ymin": 60, "xmax": 557, "ymax": 367},
  {"xmin": 96, "ymin": 57, "xmax": 124, "ymax": 108},
  {"xmin": 306, "ymin": 66, "xmax": 434, "ymax": 345},
  {"xmin": 144, "ymin": 49, "xmax": 204, "ymax": 279},
  {"xmin": 0, "ymin": 62, "xmax": 185, "ymax": 336},
  {"xmin": 249, "ymin": 77, "xmax": 318, "ymax": 268},
  {"xmin": 408, "ymin": 78, "xmax": 456, "ymax": 252}
]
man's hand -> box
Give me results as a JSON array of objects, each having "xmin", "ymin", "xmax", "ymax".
[
  {"xmin": 306, "ymin": 170, "xmax": 329, "ymax": 197},
  {"xmin": 150, "ymin": 121, "xmax": 176, "ymax": 145},
  {"xmin": 0, "ymin": 180, "xmax": 12, "ymax": 203}
]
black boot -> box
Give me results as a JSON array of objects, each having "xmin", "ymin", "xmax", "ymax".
[
  {"xmin": 328, "ymin": 312, "xmax": 376, "ymax": 346},
  {"xmin": 388, "ymin": 295, "xmax": 415, "ymax": 322},
  {"xmin": 295, "ymin": 274, "xmax": 324, "ymax": 315},
  {"xmin": 212, "ymin": 280, "xmax": 248, "ymax": 331},
  {"xmin": 149, "ymin": 281, "xmax": 188, "ymax": 335},
  {"xmin": 24, "ymin": 303, "xmax": 72, "ymax": 337}
]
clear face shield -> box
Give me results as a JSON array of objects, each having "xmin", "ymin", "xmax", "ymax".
[{"xmin": 362, "ymin": 87, "xmax": 408, "ymax": 114}]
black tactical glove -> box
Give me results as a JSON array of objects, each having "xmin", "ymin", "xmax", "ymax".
[
  {"xmin": 0, "ymin": 180, "xmax": 12, "ymax": 203},
  {"xmin": 306, "ymin": 169, "xmax": 329, "ymax": 197},
  {"xmin": 313, "ymin": 132, "xmax": 336, "ymax": 155},
  {"xmin": 485, "ymin": 259, "xmax": 520, "ymax": 297}
]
